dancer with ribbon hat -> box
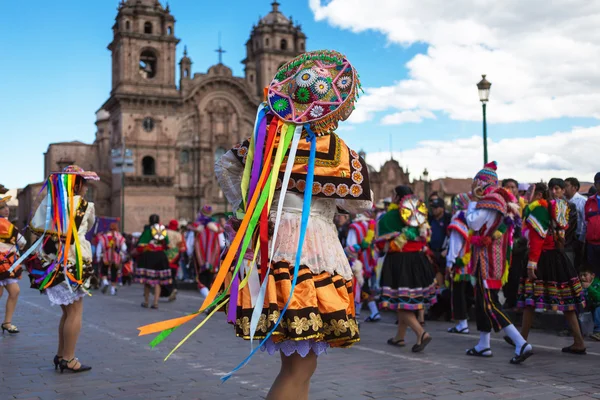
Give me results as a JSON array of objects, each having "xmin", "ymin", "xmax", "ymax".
[
  {"xmin": 377, "ymin": 185, "xmax": 437, "ymax": 352},
  {"xmin": 135, "ymin": 214, "xmax": 171, "ymax": 309},
  {"xmin": 0, "ymin": 195, "xmax": 27, "ymax": 334},
  {"xmin": 465, "ymin": 162, "xmax": 533, "ymax": 364},
  {"xmin": 138, "ymin": 50, "xmax": 371, "ymax": 397},
  {"xmin": 26, "ymin": 165, "xmax": 98, "ymax": 373}
]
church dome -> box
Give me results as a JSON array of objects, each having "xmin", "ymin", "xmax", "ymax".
[
  {"xmin": 260, "ymin": 1, "xmax": 289, "ymax": 25},
  {"xmin": 207, "ymin": 63, "xmax": 233, "ymax": 77}
]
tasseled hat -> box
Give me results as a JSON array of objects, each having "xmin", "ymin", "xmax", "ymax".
[{"xmin": 473, "ymin": 161, "xmax": 498, "ymax": 191}]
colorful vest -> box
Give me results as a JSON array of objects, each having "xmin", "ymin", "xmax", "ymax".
[
  {"xmin": 347, "ymin": 220, "xmax": 377, "ymax": 278},
  {"xmin": 470, "ymin": 213, "xmax": 513, "ymax": 289},
  {"xmin": 98, "ymin": 231, "xmax": 125, "ymax": 265},
  {"xmin": 447, "ymin": 211, "xmax": 471, "ymax": 280},
  {"xmin": 0, "ymin": 218, "xmax": 20, "ymax": 275}
]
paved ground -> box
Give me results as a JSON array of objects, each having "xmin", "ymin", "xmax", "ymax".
[{"xmin": 3, "ymin": 279, "xmax": 600, "ymax": 400}]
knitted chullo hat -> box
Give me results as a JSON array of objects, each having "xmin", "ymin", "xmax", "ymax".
[
  {"xmin": 476, "ymin": 187, "xmax": 512, "ymax": 216},
  {"xmin": 452, "ymin": 192, "xmax": 472, "ymax": 214},
  {"xmin": 473, "ymin": 161, "xmax": 498, "ymax": 192}
]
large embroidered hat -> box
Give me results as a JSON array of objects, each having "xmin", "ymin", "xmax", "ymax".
[
  {"xmin": 267, "ymin": 50, "xmax": 361, "ymax": 135},
  {"xmin": 61, "ymin": 165, "xmax": 99, "ymax": 181},
  {"xmin": 473, "ymin": 161, "xmax": 498, "ymax": 191}
]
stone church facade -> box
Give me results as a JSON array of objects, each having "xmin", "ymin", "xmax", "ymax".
[{"xmin": 18, "ymin": 0, "xmax": 416, "ymax": 232}]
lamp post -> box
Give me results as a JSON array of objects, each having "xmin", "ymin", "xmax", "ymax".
[
  {"xmin": 423, "ymin": 168, "xmax": 430, "ymax": 204},
  {"xmin": 111, "ymin": 144, "xmax": 134, "ymax": 232},
  {"xmin": 476, "ymin": 74, "xmax": 491, "ymax": 164}
]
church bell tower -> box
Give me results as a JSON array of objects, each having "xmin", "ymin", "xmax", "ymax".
[
  {"xmin": 243, "ymin": 1, "xmax": 307, "ymax": 97},
  {"xmin": 108, "ymin": 0, "xmax": 180, "ymax": 97}
]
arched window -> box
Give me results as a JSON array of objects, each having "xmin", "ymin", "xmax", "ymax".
[
  {"xmin": 249, "ymin": 74, "xmax": 254, "ymax": 83},
  {"xmin": 265, "ymin": 37, "xmax": 270, "ymax": 47},
  {"xmin": 184, "ymin": 68, "xmax": 189, "ymax": 78},
  {"xmin": 144, "ymin": 22, "xmax": 153, "ymax": 34},
  {"xmin": 180, "ymin": 150, "xmax": 189, "ymax": 165},
  {"xmin": 280, "ymin": 39, "xmax": 288, "ymax": 50},
  {"xmin": 125, "ymin": 21, "xmax": 130, "ymax": 31},
  {"xmin": 142, "ymin": 156, "xmax": 156, "ymax": 175},
  {"xmin": 300, "ymin": 42, "xmax": 305, "ymax": 51},
  {"xmin": 167, "ymin": 26, "xmax": 172, "ymax": 35},
  {"xmin": 215, "ymin": 147, "xmax": 226, "ymax": 162},
  {"xmin": 139, "ymin": 49, "xmax": 157, "ymax": 79}
]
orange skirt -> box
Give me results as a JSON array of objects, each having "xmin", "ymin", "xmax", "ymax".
[{"xmin": 228, "ymin": 261, "xmax": 360, "ymax": 348}]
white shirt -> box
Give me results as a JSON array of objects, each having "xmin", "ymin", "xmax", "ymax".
[{"xmin": 466, "ymin": 202, "xmax": 499, "ymax": 236}]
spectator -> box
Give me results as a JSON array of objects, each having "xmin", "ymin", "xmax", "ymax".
[
  {"xmin": 428, "ymin": 197, "xmax": 451, "ymax": 266},
  {"xmin": 585, "ymin": 173, "xmax": 600, "ymax": 275},
  {"xmin": 565, "ymin": 177, "xmax": 587, "ymax": 268},
  {"xmin": 550, "ymin": 178, "xmax": 578, "ymax": 268},
  {"xmin": 503, "ymin": 178, "xmax": 526, "ymax": 215},
  {"xmin": 579, "ymin": 264, "xmax": 600, "ymax": 341}
]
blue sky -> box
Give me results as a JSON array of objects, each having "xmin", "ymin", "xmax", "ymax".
[{"xmin": 2, "ymin": 0, "xmax": 598, "ymax": 189}]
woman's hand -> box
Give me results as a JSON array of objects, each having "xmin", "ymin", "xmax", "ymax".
[{"xmin": 527, "ymin": 268, "xmax": 537, "ymax": 280}]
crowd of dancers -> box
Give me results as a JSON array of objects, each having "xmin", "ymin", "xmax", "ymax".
[{"xmin": 0, "ymin": 48, "xmax": 597, "ymax": 400}]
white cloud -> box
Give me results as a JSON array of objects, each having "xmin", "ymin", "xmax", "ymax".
[
  {"xmin": 381, "ymin": 109, "xmax": 436, "ymax": 125},
  {"xmin": 310, "ymin": 0, "xmax": 600, "ymax": 124},
  {"xmin": 363, "ymin": 125, "xmax": 600, "ymax": 183}
]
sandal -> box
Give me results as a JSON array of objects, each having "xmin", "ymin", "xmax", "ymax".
[
  {"xmin": 1, "ymin": 322, "xmax": 19, "ymax": 334},
  {"xmin": 562, "ymin": 345, "xmax": 586, "ymax": 355},
  {"xmin": 151, "ymin": 304, "xmax": 159, "ymax": 309},
  {"xmin": 387, "ymin": 338, "xmax": 406, "ymax": 347},
  {"xmin": 141, "ymin": 302, "xmax": 149, "ymax": 308},
  {"xmin": 448, "ymin": 327, "xmax": 469, "ymax": 334},
  {"xmin": 466, "ymin": 347, "xmax": 493, "ymax": 357},
  {"xmin": 59, "ymin": 358, "xmax": 92, "ymax": 374},
  {"xmin": 510, "ymin": 343, "xmax": 534, "ymax": 364},
  {"xmin": 364, "ymin": 313, "xmax": 381, "ymax": 323},
  {"xmin": 412, "ymin": 332, "xmax": 432, "ymax": 353}
]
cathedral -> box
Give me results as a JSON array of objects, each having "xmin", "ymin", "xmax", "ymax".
[{"xmin": 17, "ymin": 0, "xmax": 423, "ymax": 232}]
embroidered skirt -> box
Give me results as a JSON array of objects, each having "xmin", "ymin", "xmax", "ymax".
[
  {"xmin": 517, "ymin": 249, "xmax": 586, "ymax": 312},
  {"xmin": 379, "ymin": 251, "xmax": 438, "ymax": 311},
  {"xmin": 135, "ymin": 251, "xmax": 172, "ymax": 286},
  {"xmin": 229, "ymin": 261, "xmax": 359, "ymax": 356}
]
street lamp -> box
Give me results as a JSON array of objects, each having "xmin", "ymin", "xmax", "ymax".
[
  {"xmin": 111, "ymin": 145, "xmax": 134, "ymax": 232},
  {"xmin": 423, "ymin": 168, "xmax": 430, "ymax": 204},
  {"xmin": 476, "ymin": 74, "xmax": 491, "ymax": 164}
]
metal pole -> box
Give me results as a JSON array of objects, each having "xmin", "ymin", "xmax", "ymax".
[
  {"xmin": 482, "ymin": 102, "xmax": 488, "ymax": 164},
  {"xmin": 121, "ymin": 139, "xmax": 126, "ymax": 233}
]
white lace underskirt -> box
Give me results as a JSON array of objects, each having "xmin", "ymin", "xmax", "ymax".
[
  {"xmin": 45, "ymin": 283, "xmax": 88, "ymax": 306},
  {"xmin": 0, "ymin": 278, "xmax": 19, "ymax": 287},
  {"xmin": 270, "ymin": 211, "xmax": 352, "ymax": 280},
  {"xmin": 261, "ymin": 337, "xmax": 329, "ymax": 357}
]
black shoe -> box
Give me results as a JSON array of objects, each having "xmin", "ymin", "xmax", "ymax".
[
  {"xmin": 510, "ymin": 343, "xmax": 534, "ymax": 364},
  {"xmin": 59, "ymin": 358, "xmax": 92, "ymax": 374},
  {"xmin": 1, "ymin": 322, "xmax": 19, "ymax": 334},
  {"xmin": 53, "ymin": 355, "xmax": 62, "ymax": 370}
]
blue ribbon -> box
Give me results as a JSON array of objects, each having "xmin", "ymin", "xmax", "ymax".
[{"xmin": 221, "ymin": 125, "xmax": 317, "ymax": 382}]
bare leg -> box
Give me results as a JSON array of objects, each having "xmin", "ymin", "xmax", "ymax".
[
  {"xmin": 3, "ymin": 282, "xmax": 20, "ymax": 325},
  {"xmin": 565, "ymin": 310, "xmax": 586, "ymax": 350},
  {"xmin": 143, "ymin": 284, "xmax": 150, "ymax": 305},
  {"xmin": 417, "ymin": 309, "xmax": 425, "ymax": 324},
  {"xmin": 399, "ymin": 309, "xmax": 429, "ymax": 343},
  {"xmin": 62, "ymin": 299, "xmax": 83, "ymax": 362},
  {"xmin": 267, "ymin": 351, "xmax": 317, "ymax": 400},
  {"xmin": 57, "ymin": 306, "xmax": 67, "ymax": 358},
  {"xmin": 520, "ymin": 307, "xmax": 535, "ymax": 340},
  {"xmin": 153, "ymin": 284, "xmax": 160, "ymax": 307},
  {"xmin": 0, "ymin": 286, "xmax": 4, "ymax": 299},
  {"xmin": 394, "ymin": 310, "xmax": 407, "ymax": 341}
]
